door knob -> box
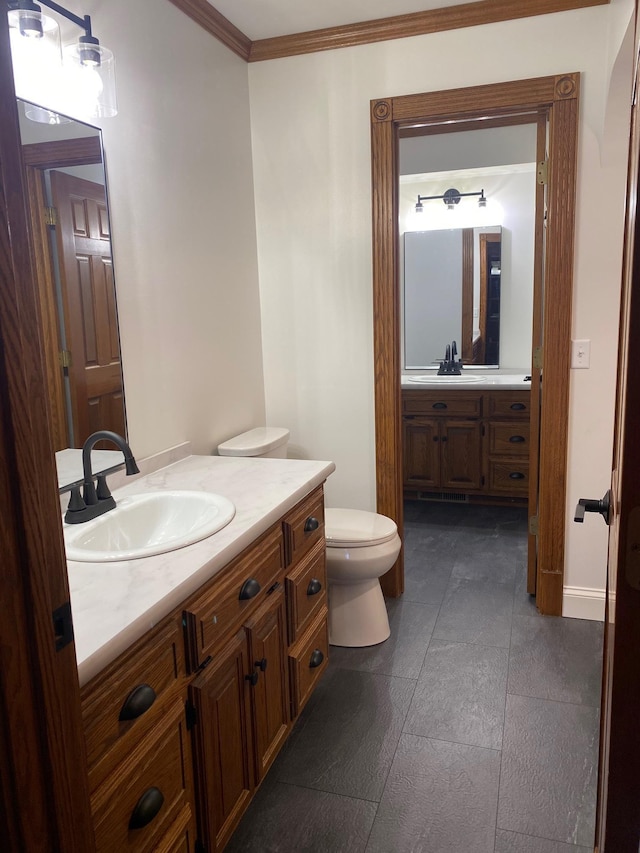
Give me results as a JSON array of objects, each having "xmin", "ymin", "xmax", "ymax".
[{"xmin": 574, "ymin": 490, "xmax": 611, "ymax": 526}]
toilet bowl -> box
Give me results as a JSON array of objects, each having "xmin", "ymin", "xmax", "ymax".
[{"xmin": 325, "ymin": 508, "xmax": 401, "ymax": 648}]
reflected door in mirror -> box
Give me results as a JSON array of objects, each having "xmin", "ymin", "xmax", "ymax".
[{"xmin": 51, "ymin": 171, "xmax": 124, "ymax": 445}]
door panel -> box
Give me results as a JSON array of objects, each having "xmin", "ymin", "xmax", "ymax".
[{"xmin": 51, "ymin": 170, "xmax": 124, "ymax": 445}]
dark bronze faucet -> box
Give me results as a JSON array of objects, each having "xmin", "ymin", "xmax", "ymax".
[
  {"xmin": 437, "ymin": 340, "xmax": 463, "ymax": 375},
  {"xmin": 64, "ymin": 431, "xmax": 139, "ymax": 524}
]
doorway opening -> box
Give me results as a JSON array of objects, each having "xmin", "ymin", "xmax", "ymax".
[{"xmin": 371, "ymin": 74, "xmax": 580, "ymax": 616}]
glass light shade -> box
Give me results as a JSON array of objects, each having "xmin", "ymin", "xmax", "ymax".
[
  {"xmin": 62, "ymin": 42, "xmax": 117, "ymax": 119},
  {"xmin": 8, "ymin": 9, "xmax": 63, "ymax": 110}
]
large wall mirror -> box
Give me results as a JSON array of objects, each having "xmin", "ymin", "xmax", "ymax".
[
  {"xmin": 17, "ymin": 98, "xmax": 126, "ymax": 459},
  {"xmin": 403, "ymin": 226, "xmax": 503, "ymax": 367},
  {"xmin": 399, "ymin": 123, "xmax": 537, "ymax": 372}
]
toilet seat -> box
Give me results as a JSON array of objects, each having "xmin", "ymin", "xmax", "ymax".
[{"xmin": 325, "ymin": 508, "xmax": 398, "ymax": 548}]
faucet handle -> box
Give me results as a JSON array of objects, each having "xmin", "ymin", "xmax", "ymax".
[{"xmin": 96, "ymin": 474, "xmax": 112, "ymax": 501}]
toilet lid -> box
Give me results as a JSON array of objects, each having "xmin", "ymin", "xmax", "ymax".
[{"xmin": 325, "ymin": 508, "xmax": 398, "ymax": 548}]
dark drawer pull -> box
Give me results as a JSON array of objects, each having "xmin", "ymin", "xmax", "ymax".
[
  {"xmin": 129, "ymin": 787, "xmax": 164, "ymax": 830},
  {"xmin": 239, "ymin": 578, "xmax": 261, "ymax": 600},
  {"xmin": 307, "ymin": 578, "xmax": 322, "ymax": 596},
  {"xmin": 510, "ymin": 403, "xmax": 526, "ymax": 411},
  {"xmin": 304, "ymin": 516, "xmax": 320, "ymax": 533},
  {"xmin": 432, "ymin": 402, "xmax": 447, "ymax": 410},
  {"xmin": 309, "ymin": 649, "xmax": 324, "ymax": 668},
  {"xmin": 255, "ymin": 657, "xmax": 267, "ymax": 672},
  {"xmin": 433, "ymin": 436, "xmax": 439, "ymax": 442},
  {"xmin": 509, "ymin": 435, "xmax": 526, "ymax": 443},
  {"xmin": 509, "ymin": 472, "xmax": 526, "ymax": 480},
  {"xmin": 246, "ymin": 671, "xmax": 259, "ymax": 686},
  {"xmin": 119, "ymin": 684, "xmax": 157, "ymax": 722}
]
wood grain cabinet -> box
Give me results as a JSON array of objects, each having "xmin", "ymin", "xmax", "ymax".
[
  {"xmin": 402, "ymin": 388, "xmax": 531, "ymax": 502},
  {"xmin": 80, "ymin": 485, "xmax": 329, "ymax": 853}
]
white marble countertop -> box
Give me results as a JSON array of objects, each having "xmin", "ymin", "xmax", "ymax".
[
  {"xmin": 401, "ymin": 369, "xmax": 531, "ymax": 391},
  {"xmin": 67, "ymin": 454, "xmax": 335, "ymax": 686}
]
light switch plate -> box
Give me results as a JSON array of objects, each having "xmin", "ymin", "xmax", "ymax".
[{"xmin": 571, "ymin": 339, "xmax": 590, "ymax": 369}]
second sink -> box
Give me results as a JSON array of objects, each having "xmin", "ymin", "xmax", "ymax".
[{"xmin": 64, "ymin": 490, "xmax": 236, "ymax": 562}]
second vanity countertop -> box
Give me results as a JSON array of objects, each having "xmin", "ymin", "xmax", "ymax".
[
  {"xmin": 401, "ymin": 369, "xmax": 531, "ymax": 391},
  {"xmin": 67, "ymin": 454, "xmax": 335, "ymax": 687}
]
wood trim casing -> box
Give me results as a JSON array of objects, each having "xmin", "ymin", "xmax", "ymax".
[
  {"xmin": 371, "ymin": 74, "xmax": 579, "ymax": 615},
  {"xmin": 169, "ymin": 0, "xmax": 609, "ymax": 63},
  {"xmin": 21, "ymin": 136, "xmax": 102, "ymax": 168},
  {"xmin": 0, "ymin": 10, "xmax": 95, "ymax": 852}
]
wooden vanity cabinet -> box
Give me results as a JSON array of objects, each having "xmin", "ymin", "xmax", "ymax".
[
  {"xmin": 402, "ymin": 392, "xmax": 483, "ymax": 493},
  {"xmin": 80, "ymin": 485, "xmax": 329, "ymax": 853},
  {"xmin": 402, "ymin": 388, "xmax": 531, "ymax": 502}
]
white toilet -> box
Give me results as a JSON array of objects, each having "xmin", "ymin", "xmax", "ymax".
[
  {"xmin": 325, "ymin": 508, "xmax": 401, "ymax": 648},
  {"xmin": 218, "ymin": 427, "xmax": 290, "ymax": 459},
  {"xmin": 217, "ymin": 428, "xmax": 401, "ymax": 648}
]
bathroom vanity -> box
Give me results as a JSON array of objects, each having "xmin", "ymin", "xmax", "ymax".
[
  {"xmin": 69, "ymin": 454, "xmax": 333, "ymax": 853},
  {"xmin": 401, "ymin": 380, "xmax": 531, "ymax": 502}
]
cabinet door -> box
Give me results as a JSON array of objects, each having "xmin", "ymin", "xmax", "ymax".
[
  {"xmin": 440, "ymin": 420, "xmax": 483, "ymax": 490},
  {"xmin": 190, "ymin": 630, "xmax": 254, "ymax": 853},
  {"xmin": 402, "ymin": 416, "xmax": 440, "ymax": 487},
  {"xmin": 245, "ymin": 587, "xmax": 291, "ymax": 782}
]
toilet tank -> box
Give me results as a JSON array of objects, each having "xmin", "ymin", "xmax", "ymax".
[{"xmin": 217, "ymin": 427, "xmax": 290, "ymax": 459}]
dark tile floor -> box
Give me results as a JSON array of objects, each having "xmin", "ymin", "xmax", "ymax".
[{"xmin": 226, "ymin": 501, "xmax": 603, "ymax": 853}]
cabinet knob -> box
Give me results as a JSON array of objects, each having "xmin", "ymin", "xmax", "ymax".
[
  {"xmin": 307, "ymin": 578, "xmax": 322, "ymax": 596},
  {"xmin": 509, "ymin": 472, "xmax": 525, "ymax": 480},
  {"xmin": 309, "ymin": 649, "xmax": 324, "ymax": 668},
  {"xmin": 245, "ymin": 671, "xmax": 259, "ymax": 686},
  {"xmin": 119, "ymin": 684, "xmax": 157, "ymax": 722},
  {"xmin": 255, "ymin": 657, "xmax": 268, "ymax": 672},
  {"xmin": 239, "ymin": 578, "xmax": 261, "ymax": 600},
  {"xmin": 432, "ymin": 402, "xmax": 447, "ymax": 410},
  {"xmin": 510, "ymin": 402, "xmax": 526, "ymax": 411},
  {"xmin": 129, "ymin": 787, "xmax": 164, "ymax": 830},
  {"xmin": 304, "ymin": 516, "xmax": 320, "ymax": 533},
  {"xmin": 509, "ymin": 435, "xmax": 525, "ymax": 443}
]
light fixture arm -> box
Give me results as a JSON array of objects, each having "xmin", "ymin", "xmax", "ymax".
[
  {"xmin": 416, "ymin": 189, "xmax": 486, "ymax": 205},
  {"xmin": 7, "ymin": 0, "xmax": 92, "ymax": 38}
]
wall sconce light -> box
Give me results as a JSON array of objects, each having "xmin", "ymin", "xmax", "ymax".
[
  {"xmin": 415, "ymin": 187, "xmax": 487, "ymax": 213},
  {"xmin": 7, "ymin": 0, "xmax": 116, "ymax": 122}
]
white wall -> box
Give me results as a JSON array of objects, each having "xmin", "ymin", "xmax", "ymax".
[
  {"xmin": 51, "ymin": 0, "xmax": 266, "ymax": 459},
  {"xmin": 249, "ymin": 2, "xmax": 634, "ymax": 612}
]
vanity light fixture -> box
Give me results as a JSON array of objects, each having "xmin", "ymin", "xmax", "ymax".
[
  {"xmin": 415, "ymin": 187, "xmax": 487, "ymax": 213},
  {"xmin": 7, "ymin": 0, "xmax": 116, "ymax": 121}
]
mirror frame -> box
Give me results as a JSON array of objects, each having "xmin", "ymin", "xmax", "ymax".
[{"xmin": 371, "ymin": 73, "xmax": 579, "ymax": 616}]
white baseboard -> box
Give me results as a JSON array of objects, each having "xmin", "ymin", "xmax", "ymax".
[{"xmin": 562, "ymin": 586, "xmax": 606, "ymax": 621}]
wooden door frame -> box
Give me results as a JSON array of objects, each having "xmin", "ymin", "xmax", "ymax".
[
  {"xmin": 0, "ymin": 13, "xmax": 95, "ymax": 851},
  {"xmin": 372, "ymin": 74, "xmax": 579, "ymax": 614}
]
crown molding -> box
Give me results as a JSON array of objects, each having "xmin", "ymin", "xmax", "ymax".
[
  {"xmin": 168, "ymin": 0, "xmax": 609, "ymax": 63},
  {"xmin": 167, "ymin": 0, "xmax": 251, "ymax": 60}
]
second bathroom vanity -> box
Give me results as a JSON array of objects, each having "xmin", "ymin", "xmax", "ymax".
[{"xmin": 402, "ymin": 375, "xmax": 531, "ymax": 502}]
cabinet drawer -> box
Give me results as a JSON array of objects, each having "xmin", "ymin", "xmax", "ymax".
[
  {"xmin": 286, "ymin": 539, "xmax": 327, "ymax": 644},
  {"xmin": 283, "ymin": 486, "xmax": 325, "ymax": 567},
  {"xmin": 81, "ymin": 617, "xmax": 183, "ymax": 791},
  {"xmin": 184, "ymin": 527, "xmax": 284, "ymax": 671},
  {"xmin": 486, "ymin": 391, "xmax": 531, "ymax": 418},
  {"xmin": 91, "ymin": 699, "xmax": 192, "ymax": 853},
  {"xmin": 488, "ymin": 460, "xmax": 530, "ymax": 494},
  {"xmin": 488, "ymin": 422, "xmax": 530, "ymax": 456},
  {"xmin": 288, "ymin": 609, "xmax": 329, "ymax": 717},
  {"xmin": 403, "ymin": 390, "xmax": 481, "ymax": 418}
]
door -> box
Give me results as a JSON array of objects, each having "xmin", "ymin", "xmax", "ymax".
[
  {"xmin": 245, "ymin": 587, "xmax": 291, "ymax": 782},
  {"xmin": 594, "ymin": 5, "xmax": 640, "ymax": 847},
  {"xmin": 51, "ymin": 171, "xmax": 124, "ymax": 445},
  {"xmin": 190, "ymin": 630, "xmax": 254, "ymax": 853}
]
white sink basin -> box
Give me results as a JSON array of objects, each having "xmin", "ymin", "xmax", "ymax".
[
  {"xmin": 64, "ymin": 490, "xmax": 236, "ymax": 562},
  {"xmin": 406, "ymin": 374, "xmax": 484, "ymax": 384}
]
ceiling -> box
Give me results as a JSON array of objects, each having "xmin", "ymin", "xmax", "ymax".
[{"xmin": 208, "ymin": 0, "xmax": 485, "ymax": 41}]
